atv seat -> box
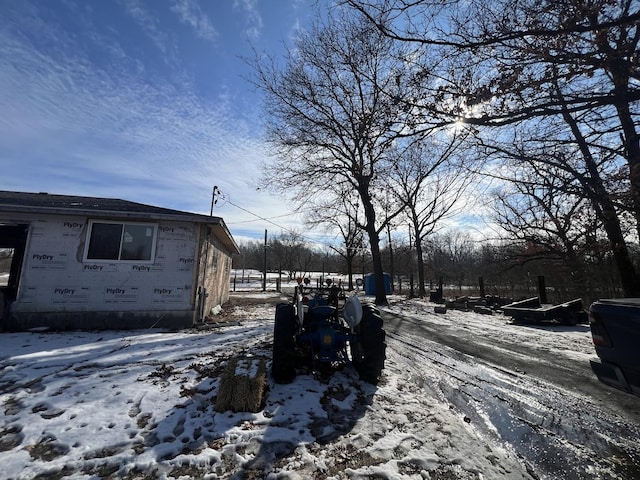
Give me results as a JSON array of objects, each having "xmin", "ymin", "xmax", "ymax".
[{"xmin": 311, "ymin": 305, "xmax": 336, "ymax": 318}]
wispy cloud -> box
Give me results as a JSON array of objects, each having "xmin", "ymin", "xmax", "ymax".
[
  {"xmin": 233, "ymin": 0, "xmax": 263, "ymax": 40},
  {"xmin": 0, "ymin": 7, "xmax": 286, "ymax": 231},
  {"xmin": 170, "ymin": 0, "xmax": 218, "ymax": 42},
  {"xmin": 0, "ymin": 0, "xmax": 317, "ymax": 241},
  {"xmin": 120, "ymin": 0, "xmax": 174, "ymax": 61}
]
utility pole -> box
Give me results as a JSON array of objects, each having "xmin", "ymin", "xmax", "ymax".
[
  {"xmin": 262, "ymin": 229, "xmax": 268, "ymax": 292},
  {"xmin": 387, "ymin": 224, "xmax": 395, "ymax": 292},
  {"xmin": 210, "ymin": 185, "xmax": 220, "ymax": 216}
]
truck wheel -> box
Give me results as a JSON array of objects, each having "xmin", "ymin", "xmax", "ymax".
[
  {"xmin": 272, "ymin": 303, "xmax": 297, "ymax": 383},
  {"xmin": 560, "ymin": 309, "xmax": 579, "ymax": 326},
  {"xmin": 351, "ymin": 309, "xmax": 386, "ymax": 385}
]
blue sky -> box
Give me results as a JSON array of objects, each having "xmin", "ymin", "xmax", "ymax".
[{"xmin": 0, "ymin": 0, "xmax": 324, "ymax": 244}]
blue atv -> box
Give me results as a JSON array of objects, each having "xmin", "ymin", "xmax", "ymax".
[{"xmin": 272, "ymin": 279, "xmax": 386, "ymax": 384}]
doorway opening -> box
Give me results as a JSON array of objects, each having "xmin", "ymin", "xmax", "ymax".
[{"xmin": 0, "ymin": 224, "xmax": 29, "ymax": 319}]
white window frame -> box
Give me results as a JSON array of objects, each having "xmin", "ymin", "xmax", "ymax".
[{"xmin": 83, "ymin": 220, "xmax": 158, "ymax": 264}]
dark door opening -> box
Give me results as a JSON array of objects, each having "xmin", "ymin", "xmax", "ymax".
[{"xmin": 0, "ymin": 224, "xmax": 29, "ymax": 313}]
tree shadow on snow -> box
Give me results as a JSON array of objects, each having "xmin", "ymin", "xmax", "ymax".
[{"xmin": 239, "ymin": 365, "xmax": 378, "ymax": 477}]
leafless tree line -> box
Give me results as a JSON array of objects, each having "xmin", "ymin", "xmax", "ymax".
[{"xmin": 234, "ymin": 228, "xmax": 624, "ymax": 304}]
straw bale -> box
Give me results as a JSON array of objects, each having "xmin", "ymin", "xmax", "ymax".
[{"xmin": 214, "ymin": 357, "xmax": 267, "ymax": 413}]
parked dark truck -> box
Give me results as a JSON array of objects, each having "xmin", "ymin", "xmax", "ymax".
[{"xmin": 589, "ymin": 299, "xmax": 640, "ymax": 396}]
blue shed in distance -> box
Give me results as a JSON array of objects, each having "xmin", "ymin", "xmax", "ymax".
[{"xmin": 363, "ymin": 273, "xmax": 392, "ymax": 295}]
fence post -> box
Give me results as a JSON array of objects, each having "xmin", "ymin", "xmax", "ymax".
[
  {"xmin": 262, "ymin": 229, "xmax": 267, "ymax": 292},
  {"xmin": 538, "ymin": 276, "xmax": 548, "ymax": 304}
]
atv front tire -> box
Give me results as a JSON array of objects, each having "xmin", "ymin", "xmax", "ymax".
[
  {"xmin": 272, "ymin": 303, "xmax": 297, "ymax": 383},
  {"xmin": 351, "ymin": 309, "xmax": 386, "ymax": 385}
]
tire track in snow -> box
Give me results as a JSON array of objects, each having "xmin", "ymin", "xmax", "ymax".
[{"xmin": 384, "ymin": 324, "xmax": 640, "ymax": 480}]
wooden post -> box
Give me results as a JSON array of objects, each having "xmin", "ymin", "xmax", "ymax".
[
  {"xmin": 262, "ymin": 229, "xmax": 267, "ymax": 292},
  {"xmin": 278, "ymin": 263, "xmax": 282, "ymax": 293},
  {"xmin": 538, "ymin": 275, "xmax": 547, "ymax": 304},
  {"xmin": 387, "ymin": 224, "xmax": 395, "ymax": 292}
]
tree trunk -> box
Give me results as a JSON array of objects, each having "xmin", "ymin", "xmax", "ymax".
[
  {"xmin": 613, "ymin": 94, "xmax": 640, "ymax": 245},
  {"xmin": 360, "ymin": 184, "xmax": 388, "ymax": 305},
  {"xmin": 368, "ymin": 227, "xmax": 387, "ymax": 305},
  {"xmin": 594, "ymin": 23, "xmax": 640, "ymax": 244},
  {"xmin": 415, "ymin": 237, "xmax": 427, "ymax": 297},
  {"xmin": 559, "ymin": 95, "xmax": 640, "ymax": 296},
  {"xmin": 346, "ymin": 252, "xmax": 354, "ymax": 290},
  {"xmin": 599, "ymin": 200, "xmax": 640, "ymax": 296}
]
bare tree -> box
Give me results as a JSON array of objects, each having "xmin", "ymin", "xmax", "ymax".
[
  {"xmin": 349, "ymin": 0, "xmax": 640, "ymax": 295},
  {"xmin": 305, "ymin": 190, "xmax": 365, "ymax": 290},
  {"xmin": 251, "ymin": 8, "xmax": 414, "ymax": 304},
  {"xmin": 425, "ymin": 231, "xmax": 476, "ymax": 294},
  {"xmin": 390, "ymin": 134, "xmax": 473, "ymax": 295},
  {"xmin": 491, "ymin": 155, "xmax": 605, "ymax": 294},
  {"xmin": 479, "ymin": 100, "xmax": 637, "ymax": 295},
  {"xmin": 269, "ymin": 231, "xmax": 312, "ymax": 280}
]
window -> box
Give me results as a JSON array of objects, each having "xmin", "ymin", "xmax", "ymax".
[
  {"xmin": 85, "ymin": 221, "xmax": 157, "ymax": 262},
  {"xmin": 0, "ymin": 248, "xmax": 14, "ymax": 286}
]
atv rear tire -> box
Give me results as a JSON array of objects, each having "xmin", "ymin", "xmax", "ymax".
[
  {"xmin": 272, "ymin": 303, "xmax": 297, "ymax": 383},
  {"xmin": 351, "ymin": 309, "xmax": 386, "ymax": 385}
]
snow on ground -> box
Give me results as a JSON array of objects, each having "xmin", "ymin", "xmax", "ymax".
[
  {"xmin": 384, "ymin": 296, "xmax": 596, "ymax": 359},
  {"xmin": 1, "ymin": 291, "xmax": 581, "ymax": 479}
]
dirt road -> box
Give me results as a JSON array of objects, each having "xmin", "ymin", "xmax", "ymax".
[{"xmin": 381, "ymin": 299, "xmax": 640, "ymax": 480}]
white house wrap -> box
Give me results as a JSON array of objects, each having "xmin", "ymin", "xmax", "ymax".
[{"xmin": 0, "ymin": 191, "xmax": 239, "ymax": 331}]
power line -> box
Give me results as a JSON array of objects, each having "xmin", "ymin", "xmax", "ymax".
[
  {"xmin": 226, "ymin": 211, "xmax": 301, "ymax": 225},
  {"xmin": 221, "ymin": 196, "xmax": 334, "ymax": 247},
  {"xmin": 223, "ymin": 198, "xmax": 296, "ymax": 231}
]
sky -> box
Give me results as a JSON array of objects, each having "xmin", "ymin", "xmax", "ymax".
[{"xmin": 0, "ymin": 0, "xmax": 327, "ymax": 245}]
